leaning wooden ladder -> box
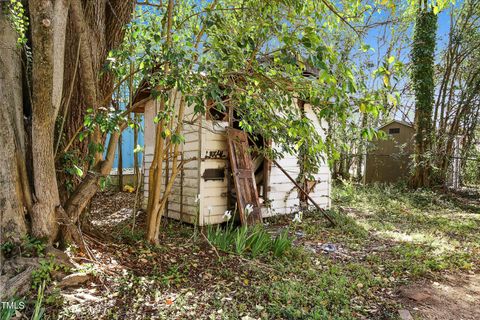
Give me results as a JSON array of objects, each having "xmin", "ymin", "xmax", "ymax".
[{"xmin": 226, "ymin": 127, "xmax": 335, "ymax": 226}]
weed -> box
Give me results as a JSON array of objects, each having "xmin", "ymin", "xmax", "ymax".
[
  {"xmin": 32, "ymin": 281, "xmax": 46, "ymax": 320},
  {"xmin": 161, "ymin": 265, "xmax": 185, "ymax": 287},
  {"xmin": 0, "ymin": 241, "xmax": 15, "ymax": 258},
  {"xmin": 0, "ymin": 297, "xmax": 25, "ymax": 320},
  {"xmin": 44, "ymin": 288, "xmax": 63, "ymax": 308},
  {"xmin": 118, "ymin": 226, "xmax": 145, "ymax": 244},
  {"xmin": 22, "ymin": 235, "xmax": 47, "ymax": 257},
  {"xmin": 1, "ymin": 236, "xmax": 47, "ymax": 259},
  {"xmin": 31, "ymin": 258, "xmax": 67, "ymax": 289}
]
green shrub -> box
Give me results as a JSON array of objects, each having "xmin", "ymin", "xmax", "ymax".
[
  {"xmin": 1, "ymin": 236, "xmax": 47, "ymax": 259},
  {"xmin": 0, "ymin": 241, "xmax": 15, "ymax": 258},
  {"xmin": 22, "ymin": 235, "xmax": 47, "ymax": 257},
  {"xmin": 118, "ymin": 227, "xmax": 145, "ymax": 244}
]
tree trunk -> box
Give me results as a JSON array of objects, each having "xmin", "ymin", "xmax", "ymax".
[
  {"xmin": 133, "ymin": 114, "xmax": 140, "ymax": 189},
  {"xmin": 0, "ymin": 11, "xmax": 28, "ymax": 243},
  {"xmin": 410, "ymin": 8, "xmax": 437, "ymax": 188},
  {"xmin": 61, "ymin": 132, "xmax": 120, "ymax": 245},
  {"xmin": 29, "ymin": 0, "xmax": 70, "ymax": 241},
  {"xmin": 118, "ymin": 133, "xmax": 123, "ymax": 190},
  {"xmin": 56, "ymin": 0, "xmax": 134, "ymax": 245}
]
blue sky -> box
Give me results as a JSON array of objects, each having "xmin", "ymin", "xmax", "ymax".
[{"xmin": 364, "ymin": 3, "xmax": 457, "ymax": 62}]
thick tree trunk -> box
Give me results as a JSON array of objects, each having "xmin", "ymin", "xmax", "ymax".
[
  {"xmin": 0, "ymin": 11, "xmax": 28, "ymax": 243},
  {"xmin": 29, "ymin": 0, "xmax": 70, "ymax": 241},
  {"xmin": 0, "ymin": 0, "xmax": 134, "ymax": 250},
  {"xmin": 410, "ymin": 9, "xmax": 437, "ymax": 188}
]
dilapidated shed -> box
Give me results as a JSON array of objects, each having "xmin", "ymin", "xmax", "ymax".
[
  {"xmin": 133, "ymin": 92, "xmax": 331, "ymax": 226},
  {"xmin": 364, "ymin": 120, "xmax": 415, "ymax": 184}
]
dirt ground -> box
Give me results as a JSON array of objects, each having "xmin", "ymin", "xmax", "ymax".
[{"xmin": 398, "ymin": 272, "xmax": 480, "ymax": 320}]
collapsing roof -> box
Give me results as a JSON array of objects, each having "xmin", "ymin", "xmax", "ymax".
[{"xmin": 130, "ymin": 54, "xmax": 320, "ymax": 114}]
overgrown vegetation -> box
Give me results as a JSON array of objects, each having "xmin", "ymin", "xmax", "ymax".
[
  {"xmin": 332, "ymin": 181, "xmax": 479, "ymax": 276},
  {"xmin": 25, "ymin": 185, "xmax": 477, "ymax": 319},
  {"xmin": 1, "ymin": 0, "xmax": 479, "ymax": 319},
  {"xmin": 410, "ymin": 4, "xmax": 438, "ymax": 187}
]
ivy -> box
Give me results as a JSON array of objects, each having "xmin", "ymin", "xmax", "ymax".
[
  {"xmin": 3, "ymin": 0, "xmax": 29, "ymax": 46},
  {"xmin": 410, "ymin": 5, "xmax": 438, "ymax": 186},
  {"xmin": 411, "ymin": 9, "xmax": 437, "ymax": 120}
]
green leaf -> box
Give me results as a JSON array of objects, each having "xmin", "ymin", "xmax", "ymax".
[
  {"xmin": 133, "ymin": 144, "xmax": 144, "ymax": 153},
  {"xmin": 382, "ymin": 75, "xmax": 390, "ymax": 88},
  {"xmin": 360, "ymin": 44, "xmax": 370, "ymax": 52},
  {"xmin": 171, "ymin": 133, "xmax": 185, "ymax": 145},
  {"xmin": 359, "ymin": 103, "xmax": 367, "ymax": 113},
  {"xmin": 72, "ymin": 165, "xmax": 83, "ymax": 177}
]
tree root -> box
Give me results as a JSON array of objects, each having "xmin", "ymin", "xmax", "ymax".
[{"xmin": 0, "ymin": 265, "xmax": 36, "ymax": 300}]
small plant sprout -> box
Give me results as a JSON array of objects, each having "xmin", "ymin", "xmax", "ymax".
[
  {"xmin": 245, "ymin": 204, "xmax": 254, "ymax": 216},
  {"xmin": 223, "ymin": 210, "xmax": 232, "ymax": 221},
  {"xmin": 195, "ymin": 194, "xmax": 200, "ymax": 203}
]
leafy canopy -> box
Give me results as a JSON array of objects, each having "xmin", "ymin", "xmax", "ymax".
[{"xmin": 107, "ymin": 0, "xmax": 409, "ymax": 173}]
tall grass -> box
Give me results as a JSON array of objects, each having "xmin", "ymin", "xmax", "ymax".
[{"xmin": 32, "ymin": 281, "xmax": 46, "ymax": 320}]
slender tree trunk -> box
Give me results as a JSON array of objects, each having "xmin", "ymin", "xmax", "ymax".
[
  {"xmin": 133, "ymin": 114, "xmax": 140, "ymax": 189},
  {"xmin": 118, "ymin": 133, "xmax": 123, "ymax": 190},
  {"xmin": 356, "ymin": 113, "xmax": 368, "ymax": 180},
  {"xmin": 61, "ymin": 131, "xmax": 120, "ymax": 244},
  {"xmin": 146, "ymin": 0, "xmax": 174, "ymax": 244}
]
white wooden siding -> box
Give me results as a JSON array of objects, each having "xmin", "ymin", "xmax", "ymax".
[
  {"xmin": 198, "ymin": 119, "xmax": 229, "ymax": 225},
  {"xmin": 142, "ymin": 99, "xmax": 331, "ymax": 225},
  {"xmin": 142, "ymin": 96, "xmax": 201, "ymax": 223}
]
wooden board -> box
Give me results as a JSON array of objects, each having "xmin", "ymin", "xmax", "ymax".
[{"xmin": 226, "ymin": 128, "xmax": 262, "ymax": 225}]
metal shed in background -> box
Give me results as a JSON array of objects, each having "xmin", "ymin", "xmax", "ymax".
[{"xmin": 364, "ymin": 120, "xmax": 415, "ymax": 184}]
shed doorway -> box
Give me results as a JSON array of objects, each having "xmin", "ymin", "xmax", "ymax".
[{"xmin": 207, "ymin": 100, "xmax": 271, "ymax": 224}]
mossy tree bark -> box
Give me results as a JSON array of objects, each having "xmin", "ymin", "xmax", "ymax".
[{"xmin": 410, "ymin": 3, "xmax": 438, "ymax": 188}]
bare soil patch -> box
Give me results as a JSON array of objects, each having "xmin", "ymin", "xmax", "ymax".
[{"xmin": 398, "ymin": 272, "xmax": 480, "ymax": 320}]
